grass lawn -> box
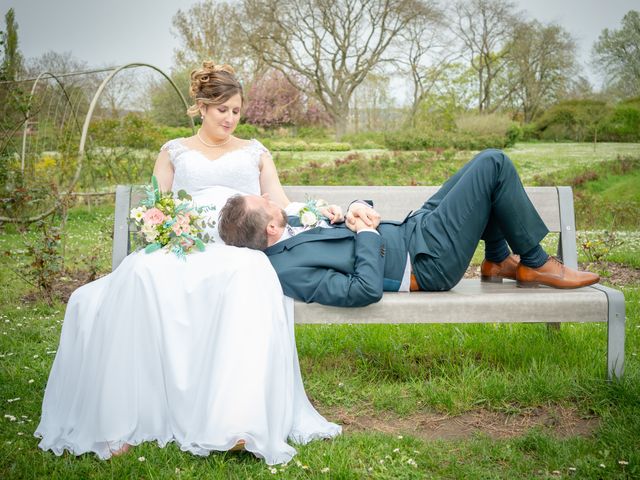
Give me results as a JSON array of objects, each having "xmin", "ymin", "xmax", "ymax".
[
  {"xmin": 276, "ymin": 142, "xmax": 640, "ymax": 230},
  {"xmin": 274, "ymin": 143, "xmax": 640, "ymax": 184},
  {"xmin": 1, "ymin": 142, "xmax": 639, "ymax": 479}
]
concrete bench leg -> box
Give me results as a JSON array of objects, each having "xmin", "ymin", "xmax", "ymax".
[{"xmin": 593, "ymin": 284, "xmax": 626, "ymax": 380}]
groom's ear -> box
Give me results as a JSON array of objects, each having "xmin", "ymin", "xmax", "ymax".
[
  {"xmin": 265, "ymin": 220, "xmax": 282, "ymax": 247},
  {"xmin": 266, "ymin": 220, "xmax": 281, "ymax": 236},
  {"xmin": 265, "ymin": 221, "xmax": 276, "ymax": 234}
]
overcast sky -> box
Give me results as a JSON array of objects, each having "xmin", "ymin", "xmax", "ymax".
[{"xmin": 2, "ymin": 0, "xmax": 638, "ymax": 87}]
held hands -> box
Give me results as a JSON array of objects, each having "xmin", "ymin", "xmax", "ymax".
[
  {"xmin": 346, "ymin": 202, "xmax": 381, "ymax": 232},
  {"xmin": 319, "ymin": 204, "xmax": 344, "ymax": 224}
]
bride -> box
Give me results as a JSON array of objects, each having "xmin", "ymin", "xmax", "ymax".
[{"xmin": 34, "ymin": 62, "xmax": 341, "ymax": 465}]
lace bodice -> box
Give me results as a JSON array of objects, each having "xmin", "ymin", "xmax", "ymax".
[{"xmin": 161, "ymin": 138, "xmax": 268, "ymax": 197}]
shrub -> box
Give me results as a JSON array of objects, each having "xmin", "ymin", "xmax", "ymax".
[
  {"xmin": 3, "ymin": 220, "xmax": 64, "ymax": 305},
  {"xmin": 157, "ymin": 125, "xmax": 193, "ymax": 140},
  {"xmin": 269, "ymin": 140, "xmax": 308, "ymax": 151},
  {"xmin": 341, "ymin": 131, "xmax": 386, "ymax": 149},
  {"xmin": 455, "ymin": 113, "xmax": 515, "ymax": 137},
  {"xmin": 602, "ymin": 103, "xmax": 640, "ymax": 141},
  {"xmin": 532, "ymin": 99, "xmax": 640, "ymax": 142},
  {"xmin": 520, "ymin": 123, "xmax": 540, "ymax": 141},
  {"xmin": 580, "ymin": 231, "xmax": 625, "ymax": 263},
  {"xmin": 266, "ymin": 140, "xmax": 352, "ymax": 151},
  {"xmin": 505, "ymin": 124, "xmax": 523, "ymax": 146},
  {"xmin": 294, "ymin": 126, "xmax": 330, "ymax": 140},
  {"xmin": 383, "ymin": 130, "xmax": 513, "ymax": 151},
  {"xmin": 89, "ymin": 114, "xmax": 165, "ymax": 150},
  {"xmin": 234, "ymin": 123, "xmax": 261, "ymax": 139}
]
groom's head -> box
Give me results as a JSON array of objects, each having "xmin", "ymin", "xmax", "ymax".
[{"xmin": 219, "ymin": 194, "xmax": 288, "ymax": 250}]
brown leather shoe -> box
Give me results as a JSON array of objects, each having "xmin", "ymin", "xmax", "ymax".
[
  {"xmin": 516, "ymin": 257, "xmax": 600, "ymax": 289},
  {"xmin": 480, "ymin": 254, "xmax": 519, "ymax": 283},
  {"xmin": 229, "ymin": 440, "xmax": 245, "ymax": 451}
]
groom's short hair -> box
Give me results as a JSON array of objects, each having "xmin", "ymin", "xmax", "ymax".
[{"xmin": 219, "ymin": 195, "xmax": 270, "ymax": 250}]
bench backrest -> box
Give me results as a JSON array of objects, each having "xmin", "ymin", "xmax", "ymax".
[{"xmin": 113, "ymin": 185, "xmax": 578, "ymax": 271}]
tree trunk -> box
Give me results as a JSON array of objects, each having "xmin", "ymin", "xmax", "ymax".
[{"xmin": 333, "ymin": 110, "xmax": 349, "ymax": 140}]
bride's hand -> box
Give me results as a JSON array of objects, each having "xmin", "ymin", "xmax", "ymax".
[{"xmin": 320, "ymin": 204, "xmax": 344, "ymax": 224}]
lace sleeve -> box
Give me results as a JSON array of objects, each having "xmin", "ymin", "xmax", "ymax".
[
  {"xmin": 160, "ymin": 139, "xmax": 186, "ymax": 167},
  {"xmin": 248, "ymin": 139, "xmax": 272, "ymax": 168}
]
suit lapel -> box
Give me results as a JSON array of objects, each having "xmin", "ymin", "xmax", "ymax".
[{"xmin": 266, "ymin": 225, "xmax": 354, "ymax": 254}]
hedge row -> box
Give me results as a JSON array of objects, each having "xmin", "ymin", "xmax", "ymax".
[{"xmin": 529, "ymin": 98, "xmax": 640, "ymax": 142}]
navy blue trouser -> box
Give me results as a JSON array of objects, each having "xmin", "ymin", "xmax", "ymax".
[{"xmin": 409, "ymin": 149, "xmax": 549, "ymax": 291}]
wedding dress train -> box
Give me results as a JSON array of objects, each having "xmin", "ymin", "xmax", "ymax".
[{"xmin": 35, "ymin": 139, "xmax": 341, "ymax": 465}]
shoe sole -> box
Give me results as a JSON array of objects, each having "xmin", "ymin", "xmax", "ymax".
[
  {"xmin": 516, "ymin": 280, "xmax": 599, "ymax": 289},
  {"xmin": 481, "ymin": 275, "xmax": 516, "ymax": 283}
]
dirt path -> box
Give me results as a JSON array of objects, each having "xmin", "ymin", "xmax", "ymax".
[{"xmin": 324, "ymin": 405, "xmax": 599, "ymax": 441}]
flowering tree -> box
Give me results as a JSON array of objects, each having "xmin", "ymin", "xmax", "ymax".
[{"xmin": 244, "ymin": 70, "xmax": 329, "ymax": 127}]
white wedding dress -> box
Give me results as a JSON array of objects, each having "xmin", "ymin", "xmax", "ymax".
[{"xmin": 35, "ymin": 139, "xmax": 341, "ymax": 465}]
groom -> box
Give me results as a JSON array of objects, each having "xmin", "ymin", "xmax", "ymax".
[{"xmin": 218, "ymin": 149, "xmax": 599, "ymax": 307}]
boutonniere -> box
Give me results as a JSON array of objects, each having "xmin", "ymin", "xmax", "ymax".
[{"xmin": 299, "ymin": 198, "xmax": 329, "ymax": 228}]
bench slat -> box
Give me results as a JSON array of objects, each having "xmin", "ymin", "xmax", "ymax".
[
  {"xmin": 283, "ymin": 186, "xmax": 561, "ymax": 231},
  {"xmin": 294, "ymin": 280, "xmax": 608, "ymax": 324},
  {"xmin": 125, "ymin": 186, "xmax": 562, "ymax": 232}
]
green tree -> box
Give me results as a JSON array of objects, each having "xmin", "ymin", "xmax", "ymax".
[
  {"xmin": 507, "ymin": 21, "xmax": 577, "ymax": 122},
  {"xmin": 148, "ymin": 67, "xmax": 193, "ymax": 127},
  {"xmin": 592, "ymin": 10, "xmax": 640, "ymax": 98},
  {"xmin": 575, "ymin": 101, "xmax": 612, "ymax": 149},
  {"xmin": 450, "ymin": 0, "xmax": 522, "ymax": 113},
  {"xmin": 413, "ymin": 62, "xmax": 476, "ymax": 131},
  {"xmin": 396, "ymin": 6, "xmax": 453, "ymax": 126},
  {"xmin": 0, "ymin": 8, "xmax": 23, "ymax": 81},
  {"xmin": 0, "ymin": 8, "xmax": 27, "ymax": 159}
]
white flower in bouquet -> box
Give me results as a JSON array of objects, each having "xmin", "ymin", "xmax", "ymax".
[
  {"xmin": 300, "ymin": 210, "xmax": 319, "ymax": 227},
  {"xmin": 130, "ymin": 206, "xmax": 147, "ymax": 222},
  {"xmin": 141, "ymin": 223, "xmax": 159, "ymax": 242}
]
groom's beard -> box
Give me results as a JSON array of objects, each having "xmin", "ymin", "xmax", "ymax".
[{"xmin": 278, "ymin": 209, "xmax": 288, "ymax": 228}]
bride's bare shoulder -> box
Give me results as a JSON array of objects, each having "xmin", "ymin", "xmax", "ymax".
[
  {"xmin": 180, "ymin": 136, "xmax": 198, "ymax": 148},
  {"xmin": 236, "ymin": 138, "xmax": 255, "ymax": 147}
]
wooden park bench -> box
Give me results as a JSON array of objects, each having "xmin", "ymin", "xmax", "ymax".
[{"xmin": 112, "ymin": 185, "xmax": 626, "ymax": 380}]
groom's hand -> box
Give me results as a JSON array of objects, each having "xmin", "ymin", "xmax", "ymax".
[
  {"xmin": 347, "ymin": 215, "xmax": 376, "ymax": 233},
  {"xmin": 319, "ymin": 204, "xmax": 344, "ymax": 224},
  {"xmin": 347, "ymin": 203, "xmax": 381, "ymax": 231}
]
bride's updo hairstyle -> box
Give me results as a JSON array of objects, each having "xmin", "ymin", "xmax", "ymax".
[{"xmin": 187, "ymin": 61, "xmax": 243, "ymax": 117}]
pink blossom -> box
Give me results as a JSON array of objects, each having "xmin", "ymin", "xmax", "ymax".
[
  {"xmin": 180, "ymin": 238, "xmax": 194, "ymax": 249},
  {"xmin": 177, "ymin": 214, "xmax": 190, "ymax": 226},
  {"xmin": 172, "ymin": 223, "xmax": 183, "ymax": 236},
  {"xmin": 143, "ymin": 208, "xmax": 166, "ymax": 226}
]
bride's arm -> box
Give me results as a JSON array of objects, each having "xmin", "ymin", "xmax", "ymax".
[
  {"xmin": 259, "ymin": 152, "xmax": 290, "ymax": 208},
  {"xmin": 152, "ymin": 150, "xmax": 174, "ymax": 192}
]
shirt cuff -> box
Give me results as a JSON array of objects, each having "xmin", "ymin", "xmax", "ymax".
[
  {"xmin": 348, "ymin": 200, "xmax": 374, "ymax": 211},
  {"xmin": 356, "ymin": 228, "xmax": 379, "ymax": 235}
]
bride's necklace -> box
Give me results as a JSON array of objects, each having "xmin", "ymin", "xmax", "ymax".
[{"xmin": 197, "ymin": 128, "xmax": 232, "ymax": 148}]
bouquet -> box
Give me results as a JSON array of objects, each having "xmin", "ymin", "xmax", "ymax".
[
  {"xmin": 129, "ymin": 176, "xmax": 214, "ymax": 259},
  {"xmin": 299, "ymin": 198, "xmax": 329, "ymax": 228}
]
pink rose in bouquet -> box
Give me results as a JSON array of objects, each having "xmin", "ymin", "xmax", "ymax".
[{"xmin": 143, "ymin": 207, "xmax": 166, "ymax": 226}]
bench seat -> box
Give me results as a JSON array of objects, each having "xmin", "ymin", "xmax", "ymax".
[{"xmin": 294, "ymin": 280, "xmax": 609, "ymax": 325}]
